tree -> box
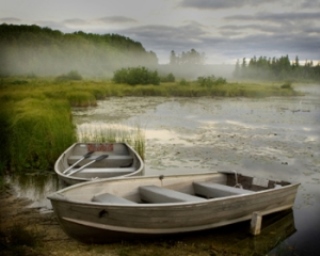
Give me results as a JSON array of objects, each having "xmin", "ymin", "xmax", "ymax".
[
  {"xmin": 169, "ymin": 50, "xmax": 178, "ymax": 65},
  {"xmin": 233, "ymin": 59, "xmax": 241, "ymax": 78},
  {"xmin": 241, "ymin": 58, "xmax": 247, "ymax": 68},
  {"xmin": 169, "ymin": 49, "xmax": 205, "ymax": 65}
]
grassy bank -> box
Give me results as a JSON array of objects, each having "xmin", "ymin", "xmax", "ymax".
[
  {"xmin": 0, "ymin": 97, "xmax": 76, "ymax": 174},
  {"xmin": 0, "ymin": 77, "xmax": 303, "ymax": 176}
]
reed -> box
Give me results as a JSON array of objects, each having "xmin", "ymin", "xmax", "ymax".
[
  {"xmin": 65, "ymin": 91, "xmax": 97, "ymax": 107},
  {"xmin": 77, "ymin": 123, "xmax": 146, "ymax": 160}
]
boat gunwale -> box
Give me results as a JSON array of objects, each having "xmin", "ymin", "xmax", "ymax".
[
  {"xmin": 47, "ymin": 172, "xmax": 300, "ymax": 208},
  {"xmin": 54, "ymin": 142, "xmax": 144, "ymax": 183}
]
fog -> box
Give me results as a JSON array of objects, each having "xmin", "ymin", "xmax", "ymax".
[
  {"xmin": 1, "ymin": 44, "xmax": 234, "ymax": 80},
  {"xmin": 158, "ymin": 64, "xmax": 235, "ymax": 80},
  {"xmin": 1, "ymin": 43, "xmax": 158, "ymax": 78}
]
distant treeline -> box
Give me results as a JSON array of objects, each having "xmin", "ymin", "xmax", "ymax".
[
  {"xmin": 234, "ymin": 55, "xmax": 320, "ymax": 81},
  {"xmin": 0, "ymin": 24, "xmax": 158, "ymax": 77},
  {"xmin": 169, "ymin": 49, "xmax": 205, "ymax": 65}
]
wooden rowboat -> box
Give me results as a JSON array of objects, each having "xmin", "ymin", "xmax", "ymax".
[
  {"xmin": 48, "ymin": 172, "xmax": 299, "ymax": 243},
  {"xmin": 54, "ymin": 142, "xmax": 144, "ymax": 185}
]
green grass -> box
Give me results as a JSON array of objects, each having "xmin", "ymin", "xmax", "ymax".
[{"xmin": 8, "ymin": 98, "xmax": 76, "ymax": 172}]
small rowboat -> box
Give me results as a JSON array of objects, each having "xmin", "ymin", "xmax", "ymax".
[
  {"xmin": 54, "ymin": 142, "xmax": 144, "ymax": 185},
  {"xmin": 48, "ymin": 171, "xmax": 299, "ymax": 243}
]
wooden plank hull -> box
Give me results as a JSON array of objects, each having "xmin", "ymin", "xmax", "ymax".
[
  {"xmin": 54, "ymin": 142, "xmax": 144, "ymax": 185},
  {"xmin": 48, "ymin": 172, "xmax": 299, "ymax": 243}
]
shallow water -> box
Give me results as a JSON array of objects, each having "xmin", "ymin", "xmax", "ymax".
[{"xmin": 11, "ymin": 84, "xmax": 320, "ymax": 255}]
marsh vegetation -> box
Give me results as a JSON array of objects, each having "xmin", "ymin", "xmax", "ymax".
[{"xmin": 0, "ymin": 75, "xmax": 303, "ymax": 179}]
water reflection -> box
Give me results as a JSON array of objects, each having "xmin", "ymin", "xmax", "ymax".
[{"xmin": 7, "ymin": 172, "xmax": 62, "ymax": 210}]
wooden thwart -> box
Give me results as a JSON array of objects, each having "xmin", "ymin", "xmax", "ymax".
[
  {"xmin": 193, "ymin": 182, "xmax": 254, "ymax": 198},
  {"xmin": 139, "ymin": 185, "xmax": 206, "ymax": 203},
  {"xmin": 92, "ymin": 193, "xmax": 136, "ymax": 204}
]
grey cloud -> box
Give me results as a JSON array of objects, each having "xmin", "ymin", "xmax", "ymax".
[
  {"xmin": 110, "ymin": 16, "xmax": 319, "ymax": 63},
  {"xmin": 300, "ymin": 0, "xmax": 320, "ymax": 9},
  {"xmin": 220, "ymin": 24, "xmax": 283, "ymax": 35},
  {"xmin": 224, "ymin": 11, "xmax": 320, "ymax": 37},
  {"xmin": 96, "ymin": 16, "xmax": 137, "ymax": 24},
  {"xmin": 119, "ymin": 22, "xmax": 209, "ymax": 50},
  {"xmin": 203, "ymin": 31, "xmax": 320, "ymax": 61},
  {"xmin": 0, "ymin": 17, "xmax": 21, "ymax": 23},
  {"xmin": 63, "ymin": 18, "xmax": 88, "ymax": 26},
  {"xmin": 180, "ymin": 0, "xmax": 277, "ymax": 9},
  {"xmin": 225, "ymin": 11, "xmax": 320, "ymax": 23}
]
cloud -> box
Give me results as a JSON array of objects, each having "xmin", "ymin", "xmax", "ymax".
[
  {"xmin": 207, "ymin": 32, "xmax": 320, "ymax": 61},
  {"xmin": 61, "ymin": 16, "xmax": 138, "ymax": 31},
  {"xmin": 226, "ymin": 11, "xmax": 320, "ymax": 23},
  {"xmin": 63, "ymin": 18, "xmax": 88, "ymax": 27},
  {"xmin": 96, "ymin": 16, "xmax": 137, "ymax": 24},
  {"xmin": 179, "ymin": 0, "xmax": 278, "ymax": 9},
  {"xmin": 0, "ymin": 17, "xmax": 22, "ymax": 23},
  {"xmin": 300, "ymin": 0, "xmax": 320, "ymax": 9},
  {"xmin": 119, "ymin": 22, "xmax": 210, "ymax": 51},
  {"xmin": 223, "ymin": 11, "xmax": 320, "ymax": 41}
]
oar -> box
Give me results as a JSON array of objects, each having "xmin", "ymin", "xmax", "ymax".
[
  {"xmin": 67, "ymin": 154, "xmax": 109, "ymax": 176},
  {"xmin": 63, "ymin": 151, "xmax": 94, "ymax": 174}
]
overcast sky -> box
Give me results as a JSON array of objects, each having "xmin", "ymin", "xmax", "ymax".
[{"xmin": 1, "ymin": 0, "xmax": 319, "ymax": 64}]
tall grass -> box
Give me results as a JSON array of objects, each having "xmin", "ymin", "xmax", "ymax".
[
  {"xmin": 3, "ymin": 98, "xmax": 76, "ymax": 173},
  {"xmin": 77, "ymin": 123, "xmax": 146, "ymax": 160},
  {"xmin": 65, "ymin": 91, "xmax": 97, "ymax": 107}
]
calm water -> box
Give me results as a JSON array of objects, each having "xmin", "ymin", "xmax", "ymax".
[{"xmin": 11, "ymin": 84, "xmax": 320, "ymax": 255}]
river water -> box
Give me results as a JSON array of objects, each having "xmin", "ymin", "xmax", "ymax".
[{"xmin": 11, "ymin": 84, "xmax": 320, "ymax": 255}]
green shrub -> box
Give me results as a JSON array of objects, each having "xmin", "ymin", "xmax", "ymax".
[
  {"xmin": 197, "ymin": 75, "xmax": 227, "ymax": 87},
  {"xmin": 280, "ymin": 82, "xmax": 292, "ymax": 89},
  {"xmin": 160, "ymin": 73, "xmax": 175, "ymax": 83},
  {"xmin": 113, "ymin": 67, "xmax": 160, "ymax": 85},
  {"xmin": 179, "ymin": 79, "xmax": 189, "ymax": 86}
]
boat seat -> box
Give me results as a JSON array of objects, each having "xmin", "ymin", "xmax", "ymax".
[
  {"xmin": 193, "ymin": 182, "xmax": 254, "ymax": 198},
  {"xmin": 139, "ymin": 185, "xmax": 206, "ymax": 203},
  {"xmin": 73, "ymin": 167, "xmax": 136, "ymax": 174},
  {"xmin": 92, "ymin": 193, "xmax": 136, "ymax": 204},
  {"xmin": 67, "ymin": 155, "xmax": 134, "ymax": 167}
]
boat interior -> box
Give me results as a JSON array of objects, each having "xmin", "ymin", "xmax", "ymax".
[
  {"xmin": 58, "ymin": 143, "xmax": 141, "ymax": 178},
  {"xmin": 84, "ymin": 172, "xmax": 291, "ymax": 205}
]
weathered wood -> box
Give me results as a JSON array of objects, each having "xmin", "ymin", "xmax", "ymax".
[
  {"xmin": 48, "ymin": 172, "xmax": 300, "ymax": 243},
  {"xmin": 92, "ymin": 193, "xmax": 136, "ymax": 204},
  {"xmin": 250, "ymin": 212, "xmax": 263, "ymax": 235},
  {"xmin": 193, "ymin": 182, "xmax": 254, "ymax": 198},
  {"xmin": 139, "ymin": 185, "xmax": 206, "ymax": 203}
]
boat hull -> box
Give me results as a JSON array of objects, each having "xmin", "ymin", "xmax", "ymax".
[
  {"xmin": 48, "ymin": 173, "xmax": 299, "ymax": 243},
  {"xmin": 54, "ymin": 142, "xmax": 144, "ymax": 185}
]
